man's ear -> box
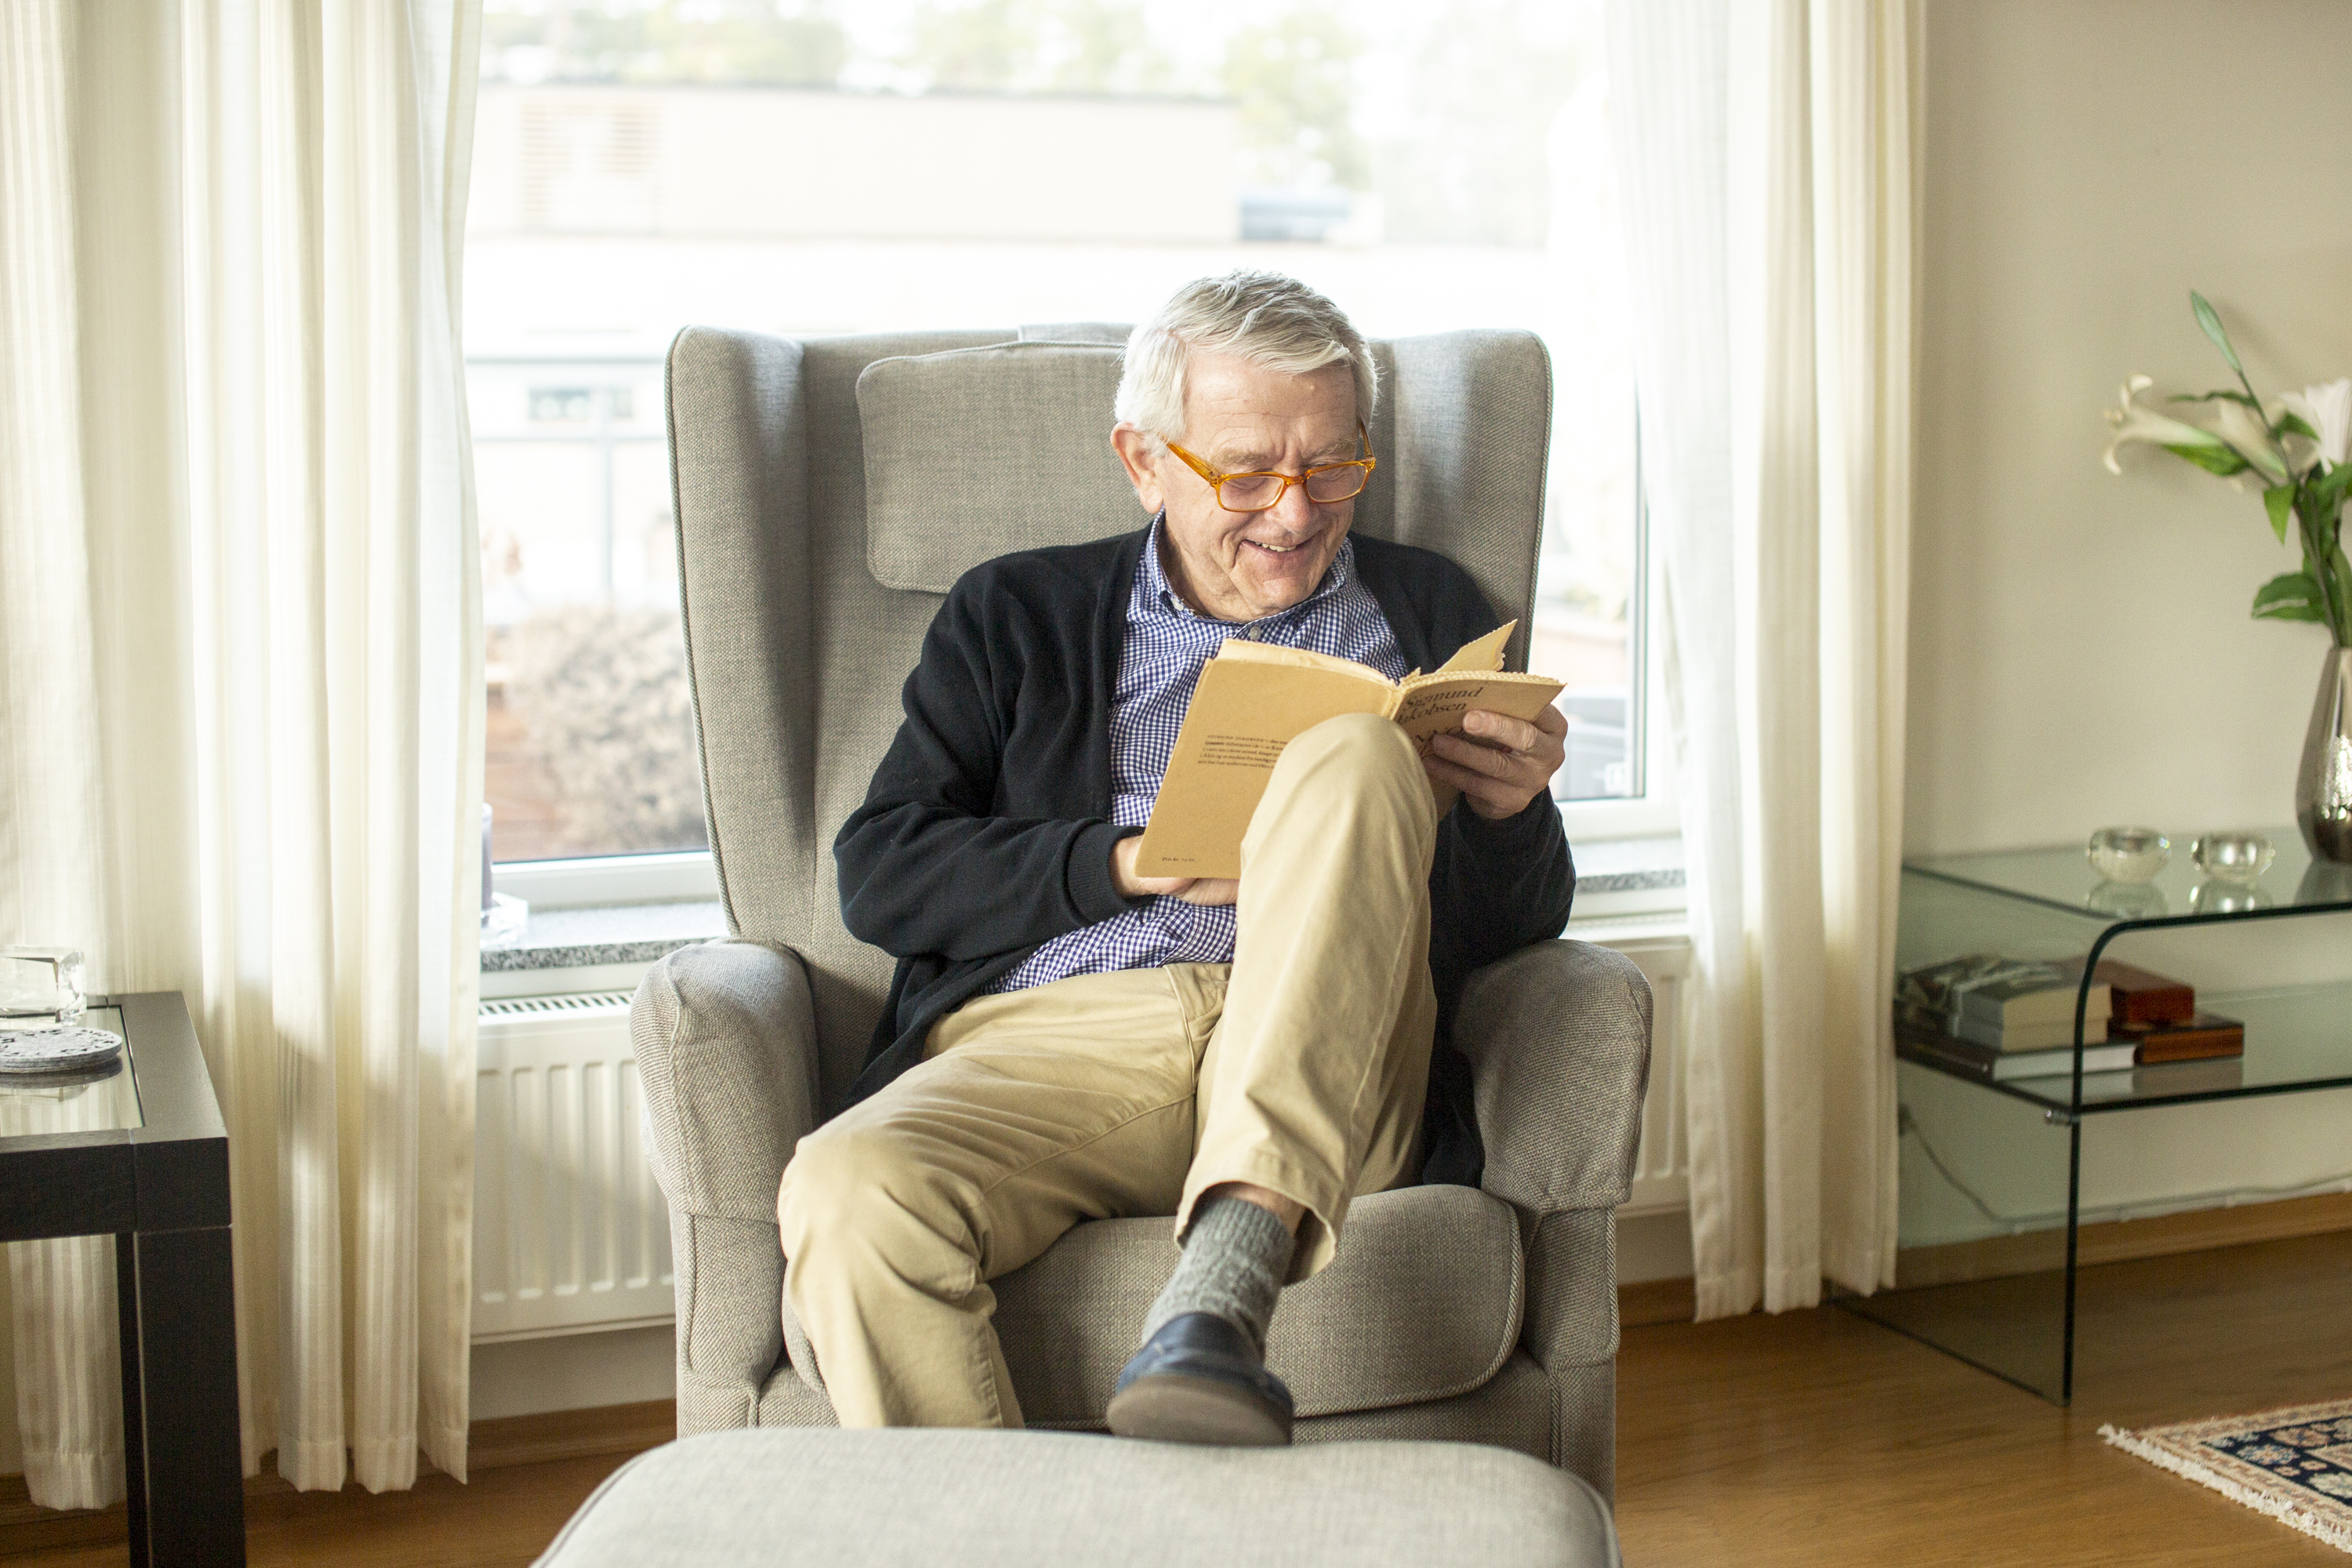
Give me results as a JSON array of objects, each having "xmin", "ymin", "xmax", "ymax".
[{"xmin": 1110, "ymin": 423, "xmax": 1166, "ymax": 516}]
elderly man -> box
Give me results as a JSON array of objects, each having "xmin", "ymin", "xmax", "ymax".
[{"xmin": 779, "ymin": 271, "xmax": 1575, "ymax": 1446}]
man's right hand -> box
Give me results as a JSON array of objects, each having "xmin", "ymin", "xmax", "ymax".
[{"xmin": 1112, "ymin": 835, "xmax": 1238, "ymax": 907}]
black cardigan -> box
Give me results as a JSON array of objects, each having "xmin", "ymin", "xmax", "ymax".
[{"xmin": 832, "ymin": 527, "xmax": 1577, "ymax": 1185}]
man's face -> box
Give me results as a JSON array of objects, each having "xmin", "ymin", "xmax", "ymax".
[{"xmin": 1112, "ymin": 353, "xmax": 1360, "ymax": 623}]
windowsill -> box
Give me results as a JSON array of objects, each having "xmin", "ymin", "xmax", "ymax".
[
  {"xmin": 1570, "ymin": 833, "xmax": 1685, "ymax": 897},
  {"xmin": 474, "ymin": 836, "xmax": 1685, "ymax": 977},
  {"xmin": 481, "ymin": 899, "xmax": 728, "ymax": 972}
]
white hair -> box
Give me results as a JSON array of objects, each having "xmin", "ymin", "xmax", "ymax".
[{"xmin": 1114, "ymin": 270, "xmax": 1377, "ymax": 448}]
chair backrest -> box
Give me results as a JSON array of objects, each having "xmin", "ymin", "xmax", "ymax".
[{"xmin": 666, "ymin": 321, "xmax": 1553, "ymax": 1105}]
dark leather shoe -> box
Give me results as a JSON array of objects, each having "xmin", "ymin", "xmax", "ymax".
[{"xmin": 1105, "ymin": 1312, "xmax": 1294, "ymax": 1446}]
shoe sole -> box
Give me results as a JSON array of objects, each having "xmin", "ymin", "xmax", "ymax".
[{"xmin": 1105, "ymin": 1374, "xmax": 1293, "ymax": 1447}]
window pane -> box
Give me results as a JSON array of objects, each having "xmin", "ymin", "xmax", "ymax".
[
  {"xmin": 470, "ymin": 0, "xmax": 1639, "ymax": 862},
  {"xmin": 474, "ymin": 357, "xmax": 702, "ymax": 861}
]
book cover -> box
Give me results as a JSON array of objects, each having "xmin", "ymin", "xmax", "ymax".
[
  {"xmin": 1896, "ymin": 1023, "xmax": 2137, "ymax": 1081},
  {"xmin": 2094, "ymin": 959, "xmax": 2197, "ymax": 1025},
  {"xmin": 1897, "ymin": 954, "xmax": 2111, "ymax": 1037},
  {"xmin": 1950, "ymin": 1014, "xmax": 2097, "ymax": 1053},
  {"xmin": 1131, "ymin": 621, "xmax": 1562, "ymax": 879},
  {"xmin": 2110, "ymin": 1011, "xmax": 2244, "ymax": 1065}
]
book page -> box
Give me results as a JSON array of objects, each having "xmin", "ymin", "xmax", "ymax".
[
  {"xmin": 1392, "ymin": 671, "xmax": 1564, "ymax": 745},
  {"xmin": 1436, "ymin": 622, "xmax": 1514, "ymax": 674},
  {"xmin": 1210, "ymin": 639, "xmax": 1396, "ymax": 681}
]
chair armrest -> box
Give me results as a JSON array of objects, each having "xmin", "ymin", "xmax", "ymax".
[
  {"xmin": 1452, "ymin": 939, "xmax": 1653, "ymax": 1218},
  {"xmin": 632, "ymin": 938, "xmax": 822, "ymax": 1221},
  {"xmin": 634, "ymin": 938, "xmax": 825, "ymax": 1405}
]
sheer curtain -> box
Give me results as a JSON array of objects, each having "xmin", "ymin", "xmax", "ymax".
[
  {"xmin": 0, "ymin": 0, "xmax": 483, "ymax": 1504},
  {"xmin": 1609, "ymin": 0, "xmax": 1913, "ymax": 1317}
]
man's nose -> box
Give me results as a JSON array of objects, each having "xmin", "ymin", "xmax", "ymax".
[{"xmin": 1267, "ymin": 477, "xmax": 1317, "ymax": 531}]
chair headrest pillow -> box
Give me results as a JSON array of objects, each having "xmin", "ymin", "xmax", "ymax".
[{"xmin": 858, "ymin": 340, "xmax": 1146, "ymax": 594}]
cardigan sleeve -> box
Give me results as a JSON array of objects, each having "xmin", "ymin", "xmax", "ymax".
[
  {"xmin": 1426, "ymin": 792, "xmax": 1576, "ymax": 1013},
  {"xmin": 1417, "ymin": 569, "xmax": 1578, "ymax": 1013},
  {"xmin": 833, "ymin": 580, "xmax": 1137, "ymax": 962}
]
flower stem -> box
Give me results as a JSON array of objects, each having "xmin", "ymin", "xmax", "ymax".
[{"xmin": 2300, "ymin": 491, "xmax": 2352, "ymax": 648}]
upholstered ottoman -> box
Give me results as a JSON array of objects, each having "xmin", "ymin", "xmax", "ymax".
[{"xmin": 534, "ymin": 1429, "xmax": 1621, "ymax": 1567}]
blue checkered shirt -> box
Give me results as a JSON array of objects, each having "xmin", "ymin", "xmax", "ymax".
[{"xmin": 992, "ymin": 520, "xmax": 1408, "ymax": 994}]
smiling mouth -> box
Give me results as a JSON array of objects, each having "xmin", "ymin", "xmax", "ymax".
[{"xmin": 1243, "ymin": 537, "xmax": 1312, "ymax": 557}]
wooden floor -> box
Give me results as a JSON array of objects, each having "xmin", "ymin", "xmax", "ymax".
[
  {"xmin": 4, "ymin": 1232, "xmax": 2347, "ymax": 1566},
  {"xmin": 1617, "ymin": 1230, "xmax": 2352, "ymax": 1567}
]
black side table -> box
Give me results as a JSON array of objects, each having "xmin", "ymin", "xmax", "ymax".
[{"xmin": 0, "ymin": 993, "xmax": 243, "ymax": 1566}]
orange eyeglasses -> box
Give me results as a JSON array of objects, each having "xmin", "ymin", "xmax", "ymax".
[{"xmin": 1166, "ymin": 423, "xmax": 1377, "ymax": 513}]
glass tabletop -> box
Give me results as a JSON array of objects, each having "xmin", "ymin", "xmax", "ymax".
[
  {"xmin": 0, "ymin": 1007, "xmax": 143, "ymax": 1135},
  {"xmin": 1908, "ymin": 829, "xmax": 2352, "ymax": 925},
  {"xmin": 1918, "ymin": 981, "xmax": 2352, "ymax": 1114}
]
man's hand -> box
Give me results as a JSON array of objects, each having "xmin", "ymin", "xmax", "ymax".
[
  {"xmin": 1112, "ymin": 834, "xmax": 1239, "ymax": 906},
  {"xmin": 1423, "ymin": 704, "xmax": 1569, "ymax": 821}
]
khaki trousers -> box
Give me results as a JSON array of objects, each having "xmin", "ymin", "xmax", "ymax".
[{"xmin": 776, "ymin": 712, "xmax": 1441, "ymax": 1428}]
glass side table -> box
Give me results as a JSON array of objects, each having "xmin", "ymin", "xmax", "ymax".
[
  {"xmin": 1835, "ymin": 834, "xmax": 2352, "ymax": 1403},
  {"xmin": 0, "ymin": 993, "xmax": 244, "ymax": 1566}
]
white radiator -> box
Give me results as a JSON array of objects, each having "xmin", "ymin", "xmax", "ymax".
[
  {"xmin": 1599, "ymin": 932, "xmax": 1693, "ymax": 1215},
  {"xmin": 473, "ymin": 992, "xmax": 675, "ymax": 1342}
]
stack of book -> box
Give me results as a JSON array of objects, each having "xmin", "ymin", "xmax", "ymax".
[
  {"xmin": 1893, "ymin": 955, "xmax": 2245, "ymax": 1081},
  {"xmin": 1896, "ymin": 956, "xmax": 2128, "ymax": 1080},
  {"xmin": 2098, "ymin": 960, "xmax": 2245, "ymax": 1064}
]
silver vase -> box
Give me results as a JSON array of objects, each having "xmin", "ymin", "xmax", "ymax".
[{"xmin": 2298, "ymin": 644, "xmax": 2352, "ymax": 864}]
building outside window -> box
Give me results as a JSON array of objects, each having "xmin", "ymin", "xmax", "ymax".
[{"xmin": 467, "ymin": 0, "xmax": 1653, "ymax": 875}]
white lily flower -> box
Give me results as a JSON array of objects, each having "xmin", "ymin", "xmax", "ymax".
[
  {"xmin": 2212, "ymin": 396, "xmax": 2292, "ymax": 484},
  {"xmin": 2102, "ymin": 375, "xmax": 2234, "ymax": 474},
  {"xmin": 2284, "ymin": 378, "xmax": 2352, "ymax": 469}
]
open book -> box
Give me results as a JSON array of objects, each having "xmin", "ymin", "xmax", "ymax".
[{"xmin": 1131, "ymin": 621, "xmax": 1564, "ymax": 879}]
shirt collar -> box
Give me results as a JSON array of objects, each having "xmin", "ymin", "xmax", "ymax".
[{"xmin": 1137, "ymin": 514, "xmax": 1355, "ymax": 629}]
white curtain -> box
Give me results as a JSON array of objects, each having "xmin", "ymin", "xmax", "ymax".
[
  {"xmin": 0, "ymin": 0, "xmax": 484, "ymax": 1504},
  {"xmin": 1609, "ymin": 0, "xmax": 1913, "ymax": 1316}
]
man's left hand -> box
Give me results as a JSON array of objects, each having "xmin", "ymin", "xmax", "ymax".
[{"xmin": 1423, "ymin": 705, "xmax": 1569, "ymax": 822}]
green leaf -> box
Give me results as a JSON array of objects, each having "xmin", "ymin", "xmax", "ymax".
[
  {"xmin": 2266, "ymin": 485, "xmax": 2296, "ymax": 543},
  {"xmin": 2276, "ymin": 412, "xmax": 2320, "ymax": 441},
  {"xmin": 2168, "ymin": 389, "xmax": 2263, "ymax": 409},
  {"xmin": 2252, "ymin": 571, "xmax": 2325, "ymax": 622},
  {"xmin": 2165, "ymin": 441, "xmax": 2249, "ymax": 476},
  {"xmin": 2191, "ymin": 290, "xmax": 2245, "ymax": 373},
  {"xmin": 2315, "ymin": 463, "xmax": 2352, "ymax": 505}
]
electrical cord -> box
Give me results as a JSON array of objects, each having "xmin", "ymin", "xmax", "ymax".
[
  {"xmin": 1896, "ymin": 1104, "xmax": 2012, "ymax": 1225},
  {"xmin": 1896, "ymin": 1102, "xmax": 2352, "ymax": 1232}
]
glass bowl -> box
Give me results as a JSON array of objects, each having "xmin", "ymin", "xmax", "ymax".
[
  {"xmin": 2085, "ymin": 826, "xmax": 2170, "ymax": 884},
  {"xmin": 2085, "ymin": 880, "xmax": 2169, "ymax": 919},
  {"xmin": 2190, "ymin": 880, "xmax": 2275, "ymax": 915},
  {"xmin": 2190, "ymin": 831, "xmax": 2274, "ymax": 887}
]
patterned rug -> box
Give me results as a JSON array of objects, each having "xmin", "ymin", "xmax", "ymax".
[{"xmin": 2102, "ymin": 1399, "xmax": 2352, "ymax": 1554}]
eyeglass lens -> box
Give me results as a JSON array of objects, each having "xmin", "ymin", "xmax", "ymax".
[{"xmin": 1221, "ymin": 465, "xmax": 1370, "ymax": 510}]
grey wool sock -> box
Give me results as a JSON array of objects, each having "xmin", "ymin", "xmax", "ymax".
[{"xmin": 1141, "ymin": 1195, "xmax": 1297, "ymax": 1356}]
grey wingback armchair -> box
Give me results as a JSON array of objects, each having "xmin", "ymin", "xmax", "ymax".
[{"xmin": 630, "ymin": 322, "xmax": 1653, "ymax": 1497}]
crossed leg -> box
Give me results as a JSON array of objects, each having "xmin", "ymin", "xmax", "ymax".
[{"xmin": 776, "ymin": 712, "xmax": 1442, "ymax": 1428}]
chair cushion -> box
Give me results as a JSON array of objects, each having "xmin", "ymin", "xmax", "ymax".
[
  {"xmin": 858, "ymin": 339, "xmax": 1144, "ymax": 593},
  {"xmin": 534, "ymin": 1428, "xmax": 1621, "ymax": 1568},
  {"xmin": 990, "ymin": 1184, "xmax": 1523, "ymax": 1425}
]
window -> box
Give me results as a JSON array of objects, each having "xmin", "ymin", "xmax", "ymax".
[{"xmin": 470, "ymin": 0, "xmax": 1668, "ymax": 890}]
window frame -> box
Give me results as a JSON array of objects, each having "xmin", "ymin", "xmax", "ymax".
[
  {"xmin": 487, "ymin": 430, "xmax": 1679, "ymax": 912},
  {"xmin": 1552, "ymin": 432, "xmax": 1679, "ymax": 846},
  {"xmin": 492, "ymin": 848, "xmax": 720, "ymax": 910}
]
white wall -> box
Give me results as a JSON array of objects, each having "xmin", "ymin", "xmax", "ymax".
[
  {"xmin": 1898, "ymin": 0, "xmax": 2352, "ymax": 1250},
  {"xmin": 1909, "ymin": 0, "xmax": 2352, "ymax": 852}
]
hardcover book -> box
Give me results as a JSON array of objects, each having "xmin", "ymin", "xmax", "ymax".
[
  {"xmin": 1896, "ymin": 954, "xmax": 2112, "ymax": 1045},
  {"xmin": 2110, "ymin": 1011, "xmax": 2245, "ymax": 1064},
  {"xmin": 1894, "ymin": 1022, "xmax": 2137, "ymax": 1081},
  {"xmin": 2096, "ymin": 959, "xmax": 2198, "ymax": 1025}
]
